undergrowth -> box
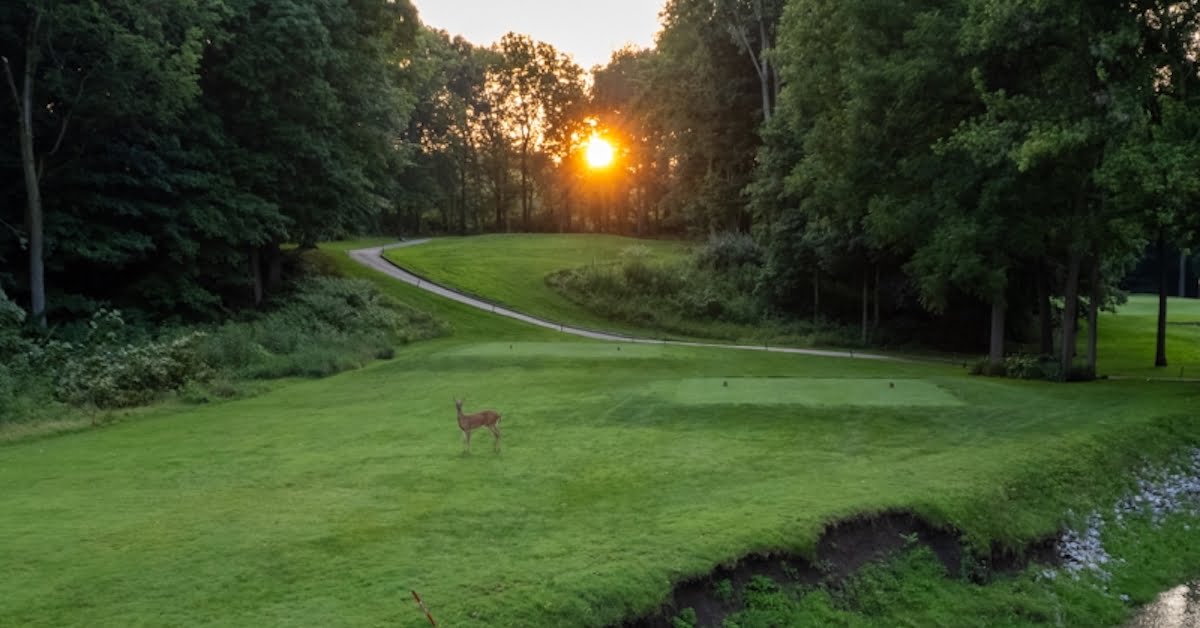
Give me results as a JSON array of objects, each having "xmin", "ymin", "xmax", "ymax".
[
  {"xmin": 547, "ymin": 234, "xmax": 861, "ymax": 346},
  {"xmin": 0, "ymin": 273, "xmax": 446, "ymax": 430}
]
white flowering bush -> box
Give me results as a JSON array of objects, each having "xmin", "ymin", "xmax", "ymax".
[{"xmin": 52, "ymin": 311, "xmax": 209, "ymax": 408}]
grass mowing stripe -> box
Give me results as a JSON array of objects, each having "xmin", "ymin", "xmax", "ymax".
[{"xmin": 646, "ymin": 377, "xmax": 963, "ymax": 407}]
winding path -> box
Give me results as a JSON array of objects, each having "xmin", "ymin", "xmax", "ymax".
[{"xmin": 349, "ymin": 241, "xmax": 895, "ymax": 362}]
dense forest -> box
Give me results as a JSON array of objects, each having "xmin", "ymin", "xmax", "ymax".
[{"xmin": 2, "ymin": 0, "xmax": 1199, "ymax": 375}]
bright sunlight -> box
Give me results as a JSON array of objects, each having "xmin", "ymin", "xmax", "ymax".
[{"xmin": 585, "ymin": 136, "xmax": 615, "ymax": 169}]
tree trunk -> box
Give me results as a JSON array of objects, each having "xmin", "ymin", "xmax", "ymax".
[
  {"xmin": 1180, "ymin": 250, "xmax": 1188, "ymax": 297},
  {"xmin": 1086, "ymin": 256, "xmax": 1100, "ymax": 377},
  {"xmin": 250, "ymin": 247, "xmax": 263, "ymax": 307},
  {"xmin": 989, "ymin": 300, "xmax": 1005, "ymax": 370},
  {"xmin": 872, "ymin": 264, "xmax": 880, "ymax": 331},
  {"xmin": 861, "ymin": 271, "xmax": 869, "ymax": 343},
  {"xmin": 266, "ymin": 243, "xmax": 283, "ymax": 292},
  {"xmin": 1156, "ymin": 233, "xmax": 1169, "ymax": 367},
  {"xmin": 458, "ymin": 164, "xmax": 468, "ymax": 234},
  {"xmin": 1037, "ymin": 262, "xmax": 1053, "ymax": 355},
  {"xmin": 520, "ymin": 147, "xmax": 529, "ymax": 230},
  {"xmin": 812, "ymin": 268, "xmax": 820, "ymax": 325},
  {"xmin": 1060, "ymin": 251, "xmax": 1082, "ymax": 378},
  {"xmin": 494, "ymin": 184, "xmax": 504, "ymax": 232},
  {"xmin": 758, "ymin": 60, "xmax": 772, "ymax": 123},
  {"xmin": 756, "ymin": 14, "xmax": 772, "ymax": 122},
  {"xmin": 6, "ymin": 32, "xmax": 46, "ymax": 326}
]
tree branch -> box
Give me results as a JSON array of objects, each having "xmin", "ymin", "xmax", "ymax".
[
  {"xmin": 717, "ymin": 0, "xmax": 768, "ymax": 82},
  {"xmin": 0, "ymin": 56, "xmax": 20, "ymax": 113},
  {"xmin": 38, "ymin": 73, "xmax": 85, "ymax": 181},
  {"xmin": 0, "ymin": 216, "xmax": 26, "ymax": 240}
]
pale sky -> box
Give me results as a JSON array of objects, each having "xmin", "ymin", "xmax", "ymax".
[{"xmin": 411, "ymin": 0, "xmax": 665, "ymax": 69}]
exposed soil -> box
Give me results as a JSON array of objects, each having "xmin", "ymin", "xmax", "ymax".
[{"xmin": 619, "ymin": 510, "xmax": 1059, "ymax": 628}]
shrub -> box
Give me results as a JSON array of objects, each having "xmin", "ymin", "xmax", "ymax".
[
  {"xmin": 547, "ymin": 243, "xmax": 770, "ymax": 335},
  {"xmin": 0, "ymin": 288, "xmax": 29, "ymax": 357},
  {"xmin": 1003, "ymin": 354, "xmax": 1043, "ymax": 380},
  {"xmin": 969, "ymin": 358, "xmax": 1006, "ymax": 377},
  {"xmin": 199, "ymin": 277, "xmax": 446, "ymax": 379},
  {"xmin": 972, "ymin": 354, "xmax": 1065, "ymax": 381},
  {"xmin": 670, "ymin": 607, "xmax": 698, "ymax": 628},
  {"xmin": 714, "ymin": 578, "xmax": 736, "ymax": 604},
  {"xmin": 2, "ymin": 275, "xmax": 447, "ymax": 424},
  {"xmin": 695, "ymin": 232, "xmax": 763, "ymax": 271},
  {"xmin": 0, "ymin": 364, "xmax": 17, "ymax": 417},
  {"xmin": 56, "ymin": 331, "xmax": 209, "ymax": 408}
]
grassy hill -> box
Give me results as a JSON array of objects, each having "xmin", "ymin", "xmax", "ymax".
[
  {"xmin": 382, "ymin": 234, "xmax": 689, "ymax": 338},
  {"xmin": 2, "ymin": 238, "xmax": 1199, "ymax": 627}
]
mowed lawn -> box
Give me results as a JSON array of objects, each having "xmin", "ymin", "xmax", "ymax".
[
  {"xmin": 1097, "ymin": 294, "xmax": 1200, "ymax": 378},
  {"xmin": 2, "ymin": 241, "xmax": 1200, "ymax": 627},
  {"xmin": 382, "ymin": 233, "xmax": 688, "ymax": 336}
]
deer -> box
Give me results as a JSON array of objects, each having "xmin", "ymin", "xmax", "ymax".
[{"xmin": 455, "ymin": 398, "xmax": 502, "ymax": 453}]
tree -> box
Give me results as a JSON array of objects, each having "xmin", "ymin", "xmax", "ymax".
[
  {"xmin": 1, "ymin": 0, "xmax": 214, "ymax": 324},
  {"xmin": 715, "ymin": 0, "xmax": 785, "ymax": 122},
  {"xmin": 199, "ymin": 0, "xmax": 421, "ymax": 300},
  {"xmin": 953, "ymin": 0, "xmax": 1154, "ymax": 376},
  {"xmin": 1098, "ymin": 1, "xmax": 1200, "ymax": 368},
  {"xmin": 489, "ymin": 34, "xmax": 584, "ymax": 231},
  {"xmin": 650, "ymin": 0, "xmax": 767, "ymax": 234}
]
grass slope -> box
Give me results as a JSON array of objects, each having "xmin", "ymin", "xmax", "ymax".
[
  {"xmin": 384, "ymin": 235, "xmax": 1200, "ymax": 375},
  {"xmin": 2, "ymin": 240, "xmax": 1199, "ymax": 627},
  {"xmin": 1096, "ymin": 294, "xmax": 1200, "ymax": 378},
  {"xmin": 382, "ymin": 233, "xmax": 687, "ymax": 336}
]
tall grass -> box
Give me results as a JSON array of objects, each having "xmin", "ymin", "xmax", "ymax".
[
  {"xmin": 0, "ymin": 276, "xmax": 447, "ymax": 426},
  {"xmin": 547, "ymin": 236, "xmax": 860, "ymax": 346}
]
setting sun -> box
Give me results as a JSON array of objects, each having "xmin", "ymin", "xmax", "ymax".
[{"xmin": 585, "ymin": 136, "xmax": 615, "ymax": 169}]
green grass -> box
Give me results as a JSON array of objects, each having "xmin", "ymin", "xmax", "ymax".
[
  {"xmin": 385, "ymin": 235, "xmax": 1200, "ymax": 375},
  {"xmin": 723, "ymin": 503, "xmax": 1200, "ymax": 628},
  {"xmin": 2, "ymin": 240, "xmax": 1200, "ymax": 627},
  {"xmin": 649, "ymin": 377, "xmax": 964, "ymax": 407},
  {"xmin": 382, "ymin": 233, "xmax": 688, "ymax": 336},
  {"xmin": 1096, "ymin": 294, "xmax": 1200, "ymax": 378}
]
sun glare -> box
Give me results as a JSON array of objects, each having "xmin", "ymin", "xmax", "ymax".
[{"xmin": 585, "ymin": 136, "xmax": 615, "ymax": 169}]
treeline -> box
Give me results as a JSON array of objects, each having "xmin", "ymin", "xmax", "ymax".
[
  {"xmin": 757, "ymin": 0, "xmax": 1200, "ymax": 374},
  {"xmin": 4, "ymin": 1, "xmax": 1199, "ymax": 372},
  {"xmin": 1, "ymin": 0, "xmax": 425, "ymax": 322},
  {"xmin": 573, "ymin": 0, "xmax": 1200, "ymax": 373}
]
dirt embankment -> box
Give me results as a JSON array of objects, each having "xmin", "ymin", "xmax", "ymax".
[{"xmin": 619, "ymin": 511, "xmax": 1059, "ymax": 628}]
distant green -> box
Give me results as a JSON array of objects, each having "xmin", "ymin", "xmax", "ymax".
[{"xmin": 383, "ymin": 233, "xmax": 687, "ymax": 336}]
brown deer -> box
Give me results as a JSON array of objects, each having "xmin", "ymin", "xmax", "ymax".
[{"xmin": 455, "ymin": 399, "xmax": 501, "ymax": 453}]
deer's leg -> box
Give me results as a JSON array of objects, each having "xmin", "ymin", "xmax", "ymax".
[
  {"xmin": 464, "ymin": 429, "xmax": 472, "ymax": 453},
  {"xmin": 489, "ymin": 425, "xmax": 501, "ymax": 452}
]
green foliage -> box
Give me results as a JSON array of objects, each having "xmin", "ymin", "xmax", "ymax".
[
  {"xmin": 1003, "ymin": 354, "xmax": 1062, "ymax": 381},
  {"xmin": 198, "ymin": 277, "xmax": 445, "ymax": 380},
  {"xmin": 694, "ymin": 232, "xmax": 763, "ymax": 272},
  {"xmin": 0, "ymin": 288, "xmax": 28, "ymax": 356},
  {"xmin": 713, "ymin": 578, "xmax": 735, "ymax": 603},
  {"xmin": 0, "ymin": 0, "xmax": 424, "ymax": 322},
  {"xmin": 56, "ymin": 331, "xmax": 209, "ymax": 409},
  {"xmin": 549, "ymin": 253, "xmax": 764, "ymax": 329},
  {"xmin": 670, "ymin": 607, "xmax": 698, "ymax": 628},
  {"xmin": 1, "ymin": 274, "xmax": 446, "ymax": 422}
]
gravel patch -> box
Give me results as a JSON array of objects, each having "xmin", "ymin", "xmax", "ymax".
[{"xmin": 1052, "ymin": 449, "xmax": 1200, "ymax": 582}]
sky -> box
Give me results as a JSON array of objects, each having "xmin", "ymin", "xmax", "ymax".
[{"xmin": 411, "ymin": 0, "xmax": 666, "ymax": 69}]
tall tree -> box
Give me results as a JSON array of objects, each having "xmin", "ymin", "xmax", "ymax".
[
  {"xmin": 716, "ymin": 0, "xmax": 785, "ymax": 122},
  {"xmin": 955, "ymin": 0, "xmax": 1151, "ymax": 376},
  {"xmin": 1, "ymin": 0, "xmax": 215, "ymax": 324},
  {"xmin": 489, "ymin": 34, "xmax": 584, "ymax": 231}
]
